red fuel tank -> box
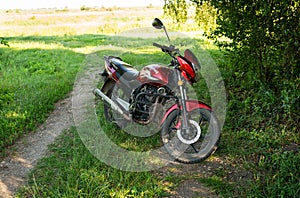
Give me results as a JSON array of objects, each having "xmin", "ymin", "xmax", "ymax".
[{"xmin": 137, "ymin": 64, "xmax": 174, "ymax": 86}]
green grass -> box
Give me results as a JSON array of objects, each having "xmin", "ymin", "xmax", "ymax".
[
  {"xmin": 1, "ymin": 21, "xmax": 214, "ymax": 196},
  {"xmin": 16, "ymin": 128, "xmax": 167, "ymax": 198},
  {"xmin": 1, "ymin": 7, "xmax": 299, "ymax": 198},
  {"xmin": 0, "ymin": 43, "xmax": 85, "ymax": 154}
]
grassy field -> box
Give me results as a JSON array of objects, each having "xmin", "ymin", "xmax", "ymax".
[
  {"xmin": 1, "ymin": 6, "xmax": 299, "ymax": 197},
  {"xmin": 0, "ymin": 7, "xmax": 161, "ymax": 153},
  {"xmin": 1, "ymin": 7, "xmax": 191, "ymax": 197}
]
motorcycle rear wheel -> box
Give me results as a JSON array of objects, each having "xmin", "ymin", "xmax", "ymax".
[
  {"xmin": 103, "ymin": 87, "xmax": 115, "ymax": 122},
  {"xmin": 103, "ymin": 86, "xmax": 129, "ymax": 128},
  {"xmin": 161, "ymin": 108, "xmax": 220, "ymax": 163}
]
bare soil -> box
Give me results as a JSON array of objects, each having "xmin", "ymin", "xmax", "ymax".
[{"xmin": 155, "ymin": 155, "xmax": 253, "ymax": 198}]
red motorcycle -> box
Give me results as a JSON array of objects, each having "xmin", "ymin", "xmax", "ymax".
[{"xmin": 94, "ymin": 18, "xmax": 220, "ymax": 163}]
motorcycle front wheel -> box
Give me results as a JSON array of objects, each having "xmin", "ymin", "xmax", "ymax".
[{"xmin": 161, "ymin": 108, "xmax": 220, "ymax": 163}]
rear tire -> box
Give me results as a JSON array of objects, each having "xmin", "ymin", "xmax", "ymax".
[
  {"xmin": 161, "ymin": 108, "xmax": 220, "ymax": 163},
  {"xmin": 103, "ymin": 85, "xmax": 129, "ymax": 128},
  {"xmin": 103, "ymin": 87, "xmax": 115, "ymax": 122}
]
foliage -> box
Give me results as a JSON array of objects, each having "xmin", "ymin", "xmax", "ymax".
[
  {"xmin": 192, "ymin": 1, "xmax": 217, "ymax": 31},
  {"xmin": 209, "ymin": 50, "xmax": 300, "ymax": 197},
  {"xmin": 165, "ymin": 0, "xmax": 300, "ymax": 85},
  {"xmin": 164, "ymin": 0, "xmax": 217, "ymax": 31},
  {"xmin": 212, "ymin": 0, "xmax": 299, "ymax": 85},
  {"xmin": 163, "ymin": 0, "xmax": 188, "ymax": 24},
  {"xmin": 165, "ymin": 1, "xmax": 299, "ymax": 197}
]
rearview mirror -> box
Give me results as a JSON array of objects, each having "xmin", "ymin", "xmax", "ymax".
[{"xmin": 152, "ymin": 18, "xmax": 164, "ymax": 29}]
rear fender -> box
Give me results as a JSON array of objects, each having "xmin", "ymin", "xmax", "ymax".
[
  {"xmin": 160, "ymin": 100, "xmax": 211, "ymax": 125},
  {"xmin": 100, "ymin": 78, "xmax": 116, "ymax": 94}
]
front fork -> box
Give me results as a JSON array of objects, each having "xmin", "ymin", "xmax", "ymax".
[{"xmin": 176, "ymin": 70, "xmax": 190, "ymax": 134}]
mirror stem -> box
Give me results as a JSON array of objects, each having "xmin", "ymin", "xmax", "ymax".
[{"xmin": 163, "ymin": 26, "xmax": 171, "ymax": 45}]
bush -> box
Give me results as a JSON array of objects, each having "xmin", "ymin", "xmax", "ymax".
[
  {"xmin": 164, "ymin": 0, "xmax": 300, "ymax": 87},
  {"xmin": 164, "ymin": 1, "xmax": 300, "ymax": 197}
]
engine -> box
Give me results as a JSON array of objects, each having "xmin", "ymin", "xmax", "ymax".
[{"xmin": 129, "ymin": 84, "xmax": 174, "ymax": 123}]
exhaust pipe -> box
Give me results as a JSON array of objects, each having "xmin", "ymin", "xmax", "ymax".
[{"xmin": 93, "ymin": 88, "xmax": 130, "ymax": 120}]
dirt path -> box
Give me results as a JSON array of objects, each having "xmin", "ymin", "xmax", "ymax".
[
  {"xmin": 0, "ymin": 66, "xmax": 220, "ymax": 197},
  {"xmin": 0, "ymin": 96, "xmax": 74, "ymax": 198},
  {"xmin": 155, "ymin": 160, "xmax": 223, "ymax": 198}
]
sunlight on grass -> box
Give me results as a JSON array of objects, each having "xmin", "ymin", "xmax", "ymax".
[
  {"xmin": 8, "ymin": 42, "xmax": 97, "ymax": 54},
  {"xmin": 5, "ymin": 111, "xmax": 26, "ymax": 119},
  {"xmin": 11, "ymin": 42, "xmax": 65, "ymax": 50},
  {"xmin": 129, "ymin": 47, "xmax": 161, "ymax": 54}
]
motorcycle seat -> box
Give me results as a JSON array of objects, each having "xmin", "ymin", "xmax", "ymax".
[{"xmin": 110, "ymin": 58, "xmax": 139, "ymax": 80}]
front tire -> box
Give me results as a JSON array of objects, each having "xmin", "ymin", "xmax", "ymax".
[{"xmin": 161, "ymin": 108, "xmax": 220, "ymax": 163}]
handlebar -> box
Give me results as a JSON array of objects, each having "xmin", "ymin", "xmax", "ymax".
[
  {"xmin": 153, "ymin": 42, "xmax": 163, "ymax": 49},
  {"xmin": 153, "ymin": 42, "xmax": 178, "ymax": 55}
]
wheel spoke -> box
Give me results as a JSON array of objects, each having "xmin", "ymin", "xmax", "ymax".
[
  {"xmin": 171, "ymin": 120, "xmax": 176, "ymax": 126},
  {"xmin": 199, "ymin": 115, "xmax": 204, "ymax": 125},
  {"xmin": 191, "ymin": 143, "xmax": 199, "ymax": 153}
]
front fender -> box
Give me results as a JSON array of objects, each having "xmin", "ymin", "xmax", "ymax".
[{"xmin": 160, "ymin": 100, "xmax": 211, "ymax": 125}]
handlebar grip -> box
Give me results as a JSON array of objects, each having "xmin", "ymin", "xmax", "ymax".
[
  {"xmin": 153, "ymin": 42, "xmax": 171, "ymax": 53},
  {"xmin": 153, "ymin": 42, "xmax": 163, "ymax": 48}
]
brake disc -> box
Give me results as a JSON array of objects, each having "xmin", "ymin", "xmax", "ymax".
[{"xmin": 177, "ymin": 120, "xmax": 201, "ymax": 144}]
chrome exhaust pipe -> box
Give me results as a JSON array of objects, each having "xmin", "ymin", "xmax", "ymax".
[{"xmin": 93, "ymin": 88, "xmax": 130, "ymax": 120}]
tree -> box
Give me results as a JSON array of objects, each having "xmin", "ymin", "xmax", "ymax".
[
  {"xmin": 164, "ymin": 0, "xmax": 188, "ymax": 23},
  {"xmin": 164, "ymin": 0, "xmax": 300, "ymax": 86}
]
